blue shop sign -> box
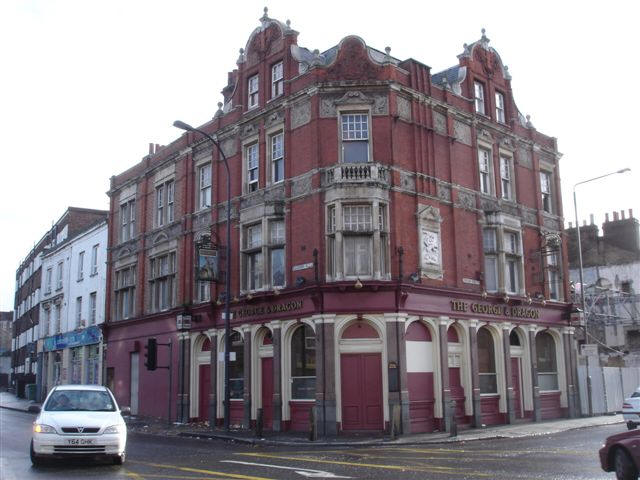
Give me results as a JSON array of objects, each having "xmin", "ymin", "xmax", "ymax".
[{"xmin": 43, "ymin": 326, "xmax": 101, "ymax": 352}]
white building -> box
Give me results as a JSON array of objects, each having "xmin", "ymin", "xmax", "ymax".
[{"xmin": 39, "ymin": 219, "xmax": 108, "ymax": 394}]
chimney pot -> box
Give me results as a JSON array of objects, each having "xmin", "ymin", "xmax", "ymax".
[
  {"xmin": 590, "ymin": 214, "xmax": 595, "ymax": 225},
  {"xmin": 622, "ymin": 210, "xmax": 626, "ymax": 219},
  {"xmin": 148, "ymin": 143, "xmax": 154, "ymax": 155},
  {"xmin": 605, "ymin": 213, "xmax": 610, "ymax": 222},
  {"xmin": 614, "ymin": 211, "xmax": 619, "ymax": 221},
  {"xmin": 630, "ymin": 208, "xmax": 634, "ymax": 218}
]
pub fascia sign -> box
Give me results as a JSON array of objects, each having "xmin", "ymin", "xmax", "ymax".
[
  {"xmin": 450, "ymin": 300, "xmax": 540, "ymax": 319},
  {"xmin": 234, "ymin": 300, "xmax": 304, "ymax": 319}
]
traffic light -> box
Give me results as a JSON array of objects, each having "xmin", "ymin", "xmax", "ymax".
[{"xmin": 144, "ymin": 338, "xmax": 157, "ymax": 371}]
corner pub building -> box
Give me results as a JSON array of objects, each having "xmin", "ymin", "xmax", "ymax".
[{"xmin": 104, "ymin": 10, "xmax": 578, "ymax": 436}]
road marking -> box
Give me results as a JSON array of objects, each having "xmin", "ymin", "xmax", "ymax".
[
  {"xmin": 129, "ymin": 461, "xmax": 276, "ymax": 480},
  {"xmin": 222, "ymin": 460, "xmax": 351, "ymax": 478},
  {"xmin": 235, "ymin": 452, "xmax": 492, "ymax": 476},
  {"xmin": 125, "ymin": 472, "xmax": 145, "ymax": 479}
]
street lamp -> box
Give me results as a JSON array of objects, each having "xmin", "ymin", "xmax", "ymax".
[
  {"xmin": 173, "ymin": 120, "xmax": 232, "ymax": 431},
  {"xmin": 573, "ymin": 168, "xmax": 630, "ymax": 341}
]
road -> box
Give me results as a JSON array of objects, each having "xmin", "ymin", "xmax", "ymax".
[{"xmin": 0, "ymin": 407, "xmax": 620, "ymax": 479}]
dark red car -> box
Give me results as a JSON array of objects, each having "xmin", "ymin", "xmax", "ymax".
[{"xmin": 600, "ymin": 429, "xmax": 640, "ymax": 479}]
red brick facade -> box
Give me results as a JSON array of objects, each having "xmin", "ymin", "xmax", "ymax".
[{"xmin": 105, "ymin": 13, "xmax": 576, "ymax": 434}]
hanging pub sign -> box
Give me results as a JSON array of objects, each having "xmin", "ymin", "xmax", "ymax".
[{"xmin": 195, "ymin": 236, "xmax": 219, "ymax": 282}]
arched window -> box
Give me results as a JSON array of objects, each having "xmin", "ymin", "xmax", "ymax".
[
  {"xmin": 291, "ymin": 325, "xmax": 315, "ymax": 400},
  {"xmin": 536, "ymin": 332, "xmax": 558, "ymax": 391},
  {"xmin": 478, "ymin": 327, "xmax": 497, "ymax": 394},
  {"xmin": 509, "ymin": 330, "xmax": 521, "ymax": 346},
  {"xmin": 228, "ymin": 331, "xmax": 244, "ymax": 399}
]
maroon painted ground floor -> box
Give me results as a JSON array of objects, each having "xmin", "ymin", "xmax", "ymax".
[{"xmin": 105, "ymin": 286, "xmax": 578, "ymax": 435}]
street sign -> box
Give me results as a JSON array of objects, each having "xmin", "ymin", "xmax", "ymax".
[{"xmin": 581, "ymin": 344, "xmax": 598, "ymax": 357}]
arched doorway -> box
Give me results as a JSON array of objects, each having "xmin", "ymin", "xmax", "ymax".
[
  {"xmin": 406, "ymin": 321, "xmax": 435, "ymax": 433},
  {"xmin": 197, "ymin": 337, "xmax": 211, "ymax": 421},
  {"xmin": 536, "ymin": 330, "xmax": 561, "ymax": 419},
  {"xmin": 340, "ymin": 321, "xmax": 383, "ymax": 431},
  {"xmin": 478, "ymin": 326, "xmax": 502, "ymax": 425},
  {"xmin": 289, "ymin": 324, "xmax": 316, "ymax": 431}
]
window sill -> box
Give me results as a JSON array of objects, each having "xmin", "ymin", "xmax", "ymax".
[{"xmin": 480, "ymin": 393, "xmax": 499, "ymax": 397}]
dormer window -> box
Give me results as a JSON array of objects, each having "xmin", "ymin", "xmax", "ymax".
[
  {"xmin": 271, "ymin": 62, "xmax": 283, "ymax": 98},
  {"xmin": 248, "ymin": 74, "xmax": 259, "ymax": 109},
  {"xmin": 474, "ymin": 81, "xmax": 485, "ymax": 114}
]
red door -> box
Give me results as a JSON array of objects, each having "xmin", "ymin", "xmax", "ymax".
[
  {"xmin": 340, "ymin": 353, "xmax": 383, "ymax": 431},
  {"xmin": 511, "ymin": 357, "xmax": 523, "ymax": 419},
  {"xmin": 261, "ymin": 357, "xmax": 273, "ymax": 429},
  {"xmin": 199, "ymin": 364, "xmax": 211, "ymax": 422}
]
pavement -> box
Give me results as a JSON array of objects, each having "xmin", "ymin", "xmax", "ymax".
[{"xmin": 1, "ymin": 390, "xmax": 625, "ymax": 447}]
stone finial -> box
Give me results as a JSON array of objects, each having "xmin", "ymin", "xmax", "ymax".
[
  {"xmin": 385, "ymin": 46, "xmax": 391, "ymax": 55},
  {"xmin": 384, "ymin": 46, "xmax": 392, "ymax": 63},
  {"xmin": 214, "ymin": 102, "xmax": 224, "ymax": 119},
  {"xmin": 237, "ymin": 47, "xmax": 245, "ymax": 64},
  {"xmin": 286, "ymin": 19, "xmax": 291, "ymax": 28},
  {"xmin": 262, "ymin": 6, "xmax": 269, "ymax": 20}
]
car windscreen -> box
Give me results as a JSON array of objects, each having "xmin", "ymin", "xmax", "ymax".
[{"xmin": 44, "ymin": 390, "xmax": 116, "ymax": 412}]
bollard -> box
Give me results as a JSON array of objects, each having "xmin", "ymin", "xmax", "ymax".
[
  {"xmin": 449, "ymin": 400, "xmax": 457, "ymax": 437},
  {"xmin": 256, "ymin": 408, "xmax": 263, "ymax": 438},
  {"xmin": 309, "ymin": 406, "xmax": 318, "ymax": 441}
]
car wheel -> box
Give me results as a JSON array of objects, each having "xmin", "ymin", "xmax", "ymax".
[
  {"xmin": 113, "ymin": 452, "xmax": 126, "ymax": 465},
  {"xmin": 30, "ymin": 440, "xmax": 43, "ymax": 467},
  {"xmin": 614, "ymin": 448, "xmax": 638, "ymax": 480},
  {"xmin": 628, "ymin": 421, "xmax": 638, "ymax": 431}
]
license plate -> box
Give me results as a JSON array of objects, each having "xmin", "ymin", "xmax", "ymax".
[{"xmin": 67, "ymin": 438, "xmax": 94, "ymax": 445}]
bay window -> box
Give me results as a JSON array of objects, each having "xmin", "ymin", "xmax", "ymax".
[
  {"xmin": 482, "ymin": 221, "xmax": 524, "ymax": 295},
  {"xmin": 483, "ymin": 229, "xmax": 498, "ymax": 292},
  {"xmin": 326, "ymin": 201, "xmax": 389, "ymax": 281},
  {"xmin": 241, "ymin": 218, "xmax": 286, "ymax": 291},
  {"xmin": 504, "ymin": 231, "xmax": 521, "ymax": 295},
  {"xmin": 547, "ymin": 252, "xmax": 561, "ymax": 300}
]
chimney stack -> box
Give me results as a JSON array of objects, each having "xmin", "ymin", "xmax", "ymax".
[
  {"xmin": 630, "ymin": 209, "xmax": 634, "ymax": 219},
  {"xmin": 614, "ymin": 211, "xmax": 619, "ymax": 221},
  {"xmin": 622, "ymin": 210, "xmax": 626, "ymax": 220},
  {"xmin": 148, "ymin": 143, "xmax": 154, "ymax": 155},
  {"xmin": 590, "ymin": 214, "xmax": 595, "ymax": 225},
  {"xmin": 605, "ymin": 213, "xmax": 610, "ymax": 222}
]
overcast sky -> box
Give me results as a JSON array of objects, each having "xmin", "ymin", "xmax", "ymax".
[{"xmin": 1, "ymin": 0, "xmax": 638, "ymax": 311}]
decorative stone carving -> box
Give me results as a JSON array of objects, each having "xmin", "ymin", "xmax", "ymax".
[
  {"xmin": 319, "ymin": 91, "xmax": 387, "ymax": 117},
  {"xmin": 499, "ymin": 136, "xmax": 515, "ymax": 150},
  {"xmin": 433, "ymin": 111, "xmax": 447, "ymax": 135},
  {"xmin": 453, "ymin": 120, "xmax": 471, "ymax": 146},
  {"xmin": 265, "ymin": 109, "xmax": 285, "ymax": 128},
  {"xmin": 417, "ymin": 205, "xmax": 443, "ymax": 280},
  {"xmin": 478, "ymin": 128, "xmax": 493, "ymax": 141},
  {"xmin": 194, "ymin": 210, "xmax": 212, "ymax": 229},
  {"xmin": 543, "ymin": 216, "xmax": 561, "ymax": 231},
  {"xmin": 480, "ymin": 197, "xmax": 499, "ymax": 212},
  {"xmin": 456, "ymin": 190, "xmax": 475, "ymax": 210},
  {"xmin": 220, "ymin": 137, "xmax": 237, "ymax": 158},
  {"xmin": 399, "ymin": 170, "xmax": 416, "ymax": 192},
  {"xmin": 522, "ymin": 210, "xmax": 537, "ymax": 225},
  {"xmin": 517, "ymin": 145, "xmax": 533, "ymax": 169},
  {"xmin": 291, "ymin": 100, "xmax": 311, "ymax": 129},
  {"xmin": 501, "ymin": 202, "xmax": 519, "ymax": 217},
  {"xmin": 291, "ymin": 174, "xmax": 313, "ymax": 197},
  {"xmin": 437, "ymin": 183, "xmax": 451, "ymax": 202},
  {"xmin": 264, "ymin": 184, "xmax": 285, "ymax": 202},
  {"xmin": 240, "ymin": 122, "xmax": 258, "ymax": 139},
  {"xmin": 396, "ymin": 96, "xmax": 411, "ymax": 122}
]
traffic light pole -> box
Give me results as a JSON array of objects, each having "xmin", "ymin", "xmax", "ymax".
[{"xmin": 145, "ymin": 337, "xmax": 173, "ymax": 425}]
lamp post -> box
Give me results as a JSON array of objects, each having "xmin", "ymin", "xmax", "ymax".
[
  {"xmin": 173, "ymin": 120, "xmax": 232, "ymax": 431},
  {"xmin": 573, "ymin": 168, "xmax": 630, "ymax": 341}
]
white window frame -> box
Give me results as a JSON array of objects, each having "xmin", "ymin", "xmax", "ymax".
[
  {"xmin": 56, "ymin": 261, "xmax": 63, "ymax": 290},
  {"xmin": 156, "ymin": 183, "xmax": 165, "ymax": 226},
  {"xmin": 241, "ymin": 218, "xmax": 286, "ymax": 292},
  {"xmin": 245, "ymin": 142, "xmax": 259, "ymax": 193},
  {"xmin": 478, "ymin": 147, "xmax": 494, "ymax": 195},
  {"xmin": 75, "ymin": 296, "xmax": 83, "ymax": 328},
  {"xmin": 271, "ymin": 61, "xmax": 283, "ymax": 99},
  {"xmin": 540, "ymin": 170, "xmax": 553, "ymax": 214},
  {"xmin": 120, "ymin": 199, "xmax": 135, "ymax": 243},
  {"xmin": 495, "ymin": 91, "xmax": 505, "ymax": 123},
  {"xmin": 89, "ymin": 292, "xmax": 97, "ymax": 325},
  {"xmin": 90, "ymin": 244, "xmax": 99, "ymax": 275},
  {"xmin": 149, "ymin": 252, "xmax": 176, "ymax": 313},
  {"xmin": 500, "ymin": 154, "xmax": 514, "ymax": 201},
  {"xmin": 198, "ymin": 164, "xmax": 212, "ymax": 210},
  {"xmin": 474, "ymin": 81, "xmax": 485, "ymax": 114},
  {"xmin": 248, "ymin": 74, "xmax": 259, "ymax": 109},
  {"xmin": 547, "ymin": 251, "xmax": 562, "ymax": 301},
  {"xmin": 114, "ymin": 264, "xmax": 136, "ymax": 320},
  {"xmin": 166, "ymin": 180, "xmax": 174, "ymax": 223},
  {"xmin": 483, "ymin": 228, "xmax": 498, "ymax": 293},
  {"xmin": 45, "ymin": 268, "xmax": 52, "ymax": 294},
  {"xmin": 77, "ymin": 251, "xmax": 85, "ymax": 281},
  {"xmin": 339, "ymin": 111, "xmax": 371, "ymax": 164},
  {"xmin": 483, "ymin": 218, "xmax": 525, "ymax": 295},
  {"xmin": 270, "ymin": 131, "xmax": 284, "ymax": 184}
]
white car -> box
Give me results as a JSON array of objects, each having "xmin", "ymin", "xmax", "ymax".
[
  {"xmin": 31, "ymin": 385, "xmax": 129, "ymax": 465},
  {"xmin": 622, "ymin": 387, "xmax": 640, "ymax": 430}
]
